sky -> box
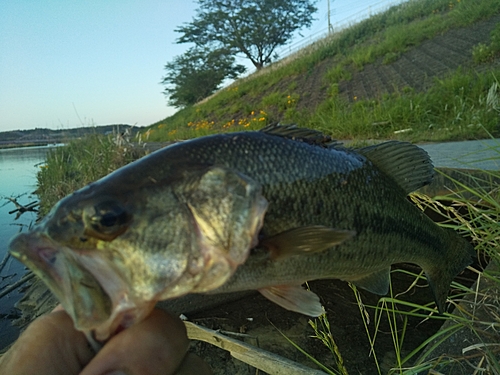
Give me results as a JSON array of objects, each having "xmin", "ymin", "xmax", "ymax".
[{"xmin": 0, "ymin": 0, "xmax": 405, "ymax": 132}]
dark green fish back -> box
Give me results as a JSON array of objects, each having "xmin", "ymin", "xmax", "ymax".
[
  {"xmin": 94, "ymin": 127, "xmax": 474, "ymax": 313},
  {"xmin": 111, "ymin": 129, "xmax": 437, "ymax": 244}
]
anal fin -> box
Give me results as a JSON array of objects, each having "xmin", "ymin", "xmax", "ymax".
[
  {"xmin": 258, "ymin": 285, "xmax": 324, "ymax": 317},
  {"xmin": 346, "ymin": 268, "xmax": 391, "ymax": 295}
]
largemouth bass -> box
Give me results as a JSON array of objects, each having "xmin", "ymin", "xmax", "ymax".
[{"xmin": 9, "ymin": 126, "xmax": 474, "ymax": 341}]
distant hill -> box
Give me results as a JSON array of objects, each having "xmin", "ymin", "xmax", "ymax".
[{"xmin": 0, "ymin": 124, "xmax": 140, "ymax": 148}]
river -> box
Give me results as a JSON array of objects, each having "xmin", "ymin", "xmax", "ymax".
[{"xmin": 0, "ymin": 146, "xmax": 53, "ymax": 350}]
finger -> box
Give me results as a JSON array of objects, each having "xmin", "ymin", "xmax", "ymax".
[
  {"xmin": 0, "ymin": 310, "xmax": 94, "ymax": 375},
  {"xmin": 81, "ymin": 309, "xmax": 190, "ymax": 375},
  {"xmin": 174, "ymin": 353, "xmax": 213, "ymax": 375}
]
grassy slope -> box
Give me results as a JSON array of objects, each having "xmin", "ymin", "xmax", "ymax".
[{"xmin": 142, "ymin": 0, "xmax": 500, "ymax": 143}]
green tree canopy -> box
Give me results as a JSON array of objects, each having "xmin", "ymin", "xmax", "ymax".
[
  {"xmin": 161, "ymin": 47, "xmax": 245, "ymax": 108},
  {"xmin": 176, "ymin": 0, "xmax": 318, "ymax": 70}
]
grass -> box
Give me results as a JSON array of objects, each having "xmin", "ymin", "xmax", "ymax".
[
  {"xmin": 139, "ymin": 0, "xmax": 500, "ymax": 143},
  {"xmin": 400, "ymin": 176, "xmax": 499, "ymax": 373},
  {"xmin": 145, "ymin": 66, "xmax": 500, "ymax": 143},
  {"xmin": 473, "ymin": 22, "xmax": 500, "ymax": 63},
  {"xmin": 36, "ymin": 131, "xmax": 148, "ymax": 215},
  {"xmin": 313, "ymin": 69, "xmax": 500, "ymax": 142},
  {"xmin": 308, "ymin": 314, "xmax": 349, "ymax": 375}
]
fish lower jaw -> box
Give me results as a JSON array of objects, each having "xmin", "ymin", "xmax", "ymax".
[{"xmin": 72, "ymin": 257, "xmax": 157, "ymax": 341}]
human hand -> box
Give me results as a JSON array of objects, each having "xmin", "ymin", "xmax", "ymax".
[{"xmin": 0, "ymin": 307, "xmax": 211, "ymax": 375}]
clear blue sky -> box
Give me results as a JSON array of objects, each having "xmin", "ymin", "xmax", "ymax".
[{"xmin": 0, "ymin": 0, "xmax": 404, "ymax": 132}]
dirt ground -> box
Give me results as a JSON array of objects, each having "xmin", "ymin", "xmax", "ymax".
[{"xmin": 185, "ymin": 267, "xmax": 478, "ymax": 374}]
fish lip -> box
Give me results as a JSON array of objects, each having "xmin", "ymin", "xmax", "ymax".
[{"xmin": 9, "ymin": 231, "xmax": 149, "ymax": 342}]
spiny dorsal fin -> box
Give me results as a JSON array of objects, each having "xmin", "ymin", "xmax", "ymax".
[
  {"xmin": 357, "ymin": 141, "xmax": 434, "ymax": 194},
  {"xmin": 260, "ymin": 124, "xmax": 342, "ymax": 148}
]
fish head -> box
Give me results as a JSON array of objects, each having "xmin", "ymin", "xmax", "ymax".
[{"xmin": 9, "ymin": 166, "xmax": 267, "ymax": 341}]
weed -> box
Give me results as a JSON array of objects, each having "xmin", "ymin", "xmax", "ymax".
[
  {"xmin": 271, "ymin": 320, "xmax": 340, "ymax": 375},
  {"xmin": 473, "ymin": 23, "xmax": 500, "ymax": 64},
  {"xmin": 37, "ymin": 132, "xmax": 147, "ymax": 215},
  {"xmin": 309, "ymin": 314, "xmax": 349, "ymax": 375},
  {"xmin": 383, "ymin": 52, "xmax": 400, "ymax": 65},
  {"xmin": 473, "ymin": 43, "xmax": 496, "ymax": 64},
  {"xmin": 324, "ymin": 64, "xmax": 352, "ymax": 84}
]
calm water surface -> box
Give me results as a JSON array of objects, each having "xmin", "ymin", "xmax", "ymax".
[{"xmin": 0, "ymin": 146, "xmax": 52, "ymax": 349}]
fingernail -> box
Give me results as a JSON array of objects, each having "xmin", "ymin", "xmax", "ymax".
[{"xmin": 51, "ymin": 304, "xmax": 64, "ymax": 312}]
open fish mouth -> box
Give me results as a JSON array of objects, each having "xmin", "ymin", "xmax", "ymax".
[
  {"xmin": 7, "ymin": 165, "xmax": 269, "ymax": 342},
  {"xmin": 9, "ymin": 231, "xmax": 154, "ymax": 342}
]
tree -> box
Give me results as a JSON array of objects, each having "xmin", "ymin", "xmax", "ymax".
[
  {"xmin": 176, "ymin": 0, "xmax": 318, "ymax": 70},
  {"xmin": 161, "ymin": 46, "xmax": 246, "ymax": 108}
]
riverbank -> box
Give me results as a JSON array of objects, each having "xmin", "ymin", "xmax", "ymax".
[{"xmin": 0, "ymin": 124, "xmax": 140, "ymax": 150}]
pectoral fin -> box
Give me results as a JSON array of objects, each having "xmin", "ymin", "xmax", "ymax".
[
  {"xmin": 258, "ymin": 285, "xmax": 324, "ymax": 317},
  {"xmin": 262, "ymin": 226, "xmax": 355, "ymax": 261},
  {"xmin": 346, "ymin": 268, "xmax": 391, "ymax": 295}
]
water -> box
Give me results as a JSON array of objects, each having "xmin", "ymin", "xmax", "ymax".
[{"xmin": 0, "ymin": 146, "xmax": 52, "ymax": 349}]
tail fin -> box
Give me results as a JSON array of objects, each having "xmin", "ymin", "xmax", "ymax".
[{"xmin": 425, "ymin": 229, "xmax": 475, "ymax": 313}]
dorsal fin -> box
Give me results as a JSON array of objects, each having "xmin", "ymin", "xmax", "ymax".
[
  {"xmin": 260, "ymin": 124, "xmax": 342, "ymax": 148},
  {"xmin": 357, "ymin": 141, "xmax": 434, "ymax": 194}
]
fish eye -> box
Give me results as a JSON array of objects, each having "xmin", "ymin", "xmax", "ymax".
[{"xmin": 84, "ymin": 201, "xmax": 130, "ymax": 241}]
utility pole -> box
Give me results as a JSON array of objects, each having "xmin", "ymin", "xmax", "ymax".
[{"xmin": 328, "ymin": 0, "xmax": 334, "ymax": 34}]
